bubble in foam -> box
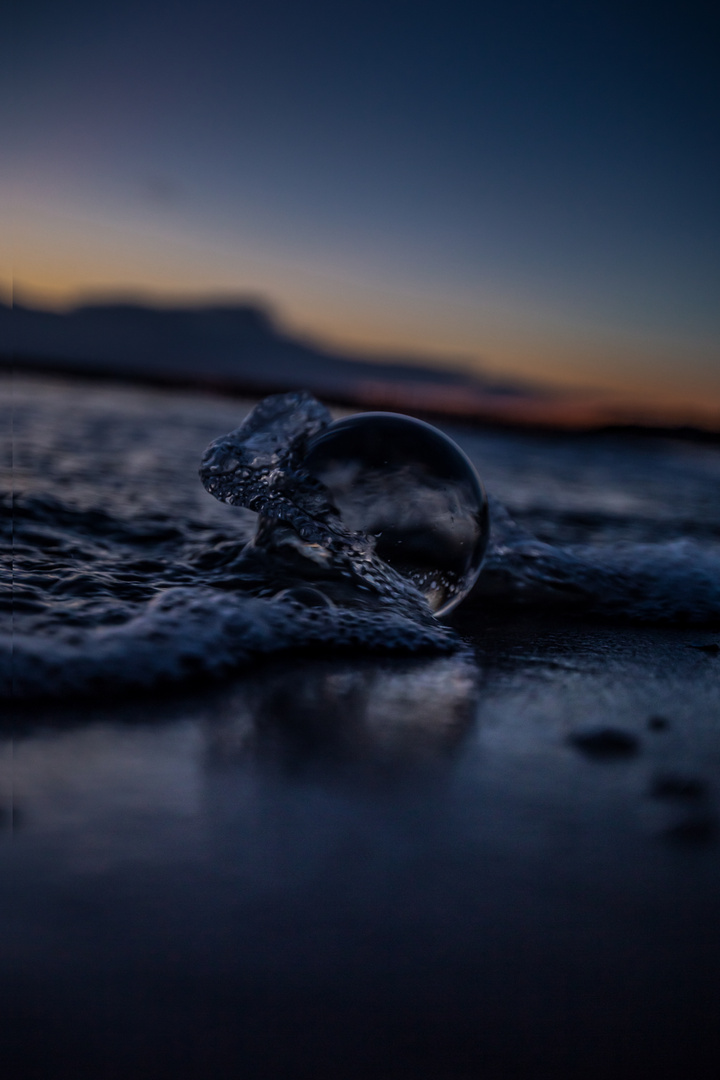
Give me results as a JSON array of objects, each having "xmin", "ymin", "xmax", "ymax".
[{"xmin": 303, "ymin": 413, "xmax": 489, "ymax": 615}]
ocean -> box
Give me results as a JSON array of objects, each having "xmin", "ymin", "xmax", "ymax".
[
  {"xmin": 4, "ymin": 371, "xmax": 720, "ymax": 699},
  {"xmin": 3, "ymin": 371, "xmax": 720, "ymax": 1077}
]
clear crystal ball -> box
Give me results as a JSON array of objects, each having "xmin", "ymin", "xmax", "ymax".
[{"xmin": 303, "ymin": 412, "xmax": 489, "ymax": 615}]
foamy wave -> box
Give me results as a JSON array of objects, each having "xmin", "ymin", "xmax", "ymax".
[
  {"xmin": 479, "ymin": 498, "xmax": 720, "ymax": 622},
  {"xmin": 4, "ymin": 587, "xmax": 455, "ymax": 700},
  {"xmin": 5, "ymin": 390, "xmax": 720, "ymax": 700}
]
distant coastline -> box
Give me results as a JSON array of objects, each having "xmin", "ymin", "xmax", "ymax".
[{"xmin": 2, "ymin": 299, "xmax": 719, "ymax": 440}]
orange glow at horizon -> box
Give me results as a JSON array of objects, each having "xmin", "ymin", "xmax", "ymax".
[{"xmin": 9, "ymin": 204, "xmax": 720, "ymax": 429}]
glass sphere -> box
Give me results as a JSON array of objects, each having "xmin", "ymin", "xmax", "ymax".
[{"xmin": 303, "ymin": 412, "xmax": 489, "ymax": 616}]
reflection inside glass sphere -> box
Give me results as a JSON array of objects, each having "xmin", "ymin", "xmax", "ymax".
[{"xmin": 303, "ymin": 412, "xmax": 489, "ymax": 615}]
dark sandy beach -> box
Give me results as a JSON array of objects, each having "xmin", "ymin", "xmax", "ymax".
[
  {"xmin": 4, "ymin": 616, "xmax": 720, "ymax": 1078},
  {"xmin": 3, "ymin": 373, "xmax": 720, "ymax": 1078}
]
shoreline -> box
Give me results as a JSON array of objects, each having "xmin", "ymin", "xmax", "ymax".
[
  {"xmin": 4, "ymin": 614, "xmax": 720, "ymax": 1077},
  {"xmin": 4, "ymin": 356, "xmax": 720, "ymax": 445},
  {"xmin": 4, "ymin": 373, "xmax": 720, "ymax": 1077}
]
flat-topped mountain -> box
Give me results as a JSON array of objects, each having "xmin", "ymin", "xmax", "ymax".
[{"xmin": 0, "ymin": 299, "xmax": 535, "ymax": 415}]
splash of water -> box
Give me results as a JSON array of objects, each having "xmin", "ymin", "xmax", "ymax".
[{"xmin": 4, "ymin": 387, "xmax": 720, "ymax": 700}]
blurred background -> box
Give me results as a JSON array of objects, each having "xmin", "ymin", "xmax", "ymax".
[
  {"xmin": 3, "ymin": 0, "xmax": 719, "ymax": 428},
  {"xmin": 5, "ymin": 12, "xmax": 720, "ymax": 1077}
]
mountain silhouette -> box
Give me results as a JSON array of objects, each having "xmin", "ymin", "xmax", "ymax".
[{"xmin": 0, "ymin": 299, "xmax": 537, "ymax": 415}]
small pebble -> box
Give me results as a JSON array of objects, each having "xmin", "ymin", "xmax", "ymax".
[
  {"xmin": 661, "ymin": 816, "xmax": 718, "ymax": 847},
  {"xmin": 649, "ymin": 773, "xmax": 707, "ymax": 801},
  {"xmin": 647, "ymin": 715, "xmax": 670, "ymax": 731},
  {"xmin": 568, "ymin": 727, "xmax": 640, "ymax": 758}
]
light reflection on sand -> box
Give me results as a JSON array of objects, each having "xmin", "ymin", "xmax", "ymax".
[{"xmin": 2, "ymin": 654, "xmax": 479, "ymax": 867}]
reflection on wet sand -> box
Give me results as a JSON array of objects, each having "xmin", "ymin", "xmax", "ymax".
[
  {"xmin": 3, "ymin": 655, "xmax": 480, "ymax": 850},
  {"xmin": 206, "ymin": 655, "xmax": 479, "ymax": 771},
  {"xmin": 4, "ymin": 631, "xmax": 720, "ymax": 1078}
]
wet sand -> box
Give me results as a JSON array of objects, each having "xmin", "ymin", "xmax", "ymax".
[{"xmin": 3, "ymin": 612, "xmax": 720, "ymax": 1079}]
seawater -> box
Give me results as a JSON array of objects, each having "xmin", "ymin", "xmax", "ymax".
[{"xmin": 3, "ymin": 373, "xmax": 720, "ymax": 698}]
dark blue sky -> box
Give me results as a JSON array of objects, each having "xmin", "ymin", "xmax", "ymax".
[{"xmin": 5, "ymin": 1, "xmax": 720, "ymax": 416}]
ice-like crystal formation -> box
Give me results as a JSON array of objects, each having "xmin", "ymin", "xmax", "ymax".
[
  {"xmin": 200, "ymin": 395, "xmax": 489, "ymax": 618},
  {"xmin": 199, "ymin": 391, "xmax": 457, "ymax": 632}
]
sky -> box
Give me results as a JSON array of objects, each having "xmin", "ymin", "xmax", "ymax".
[{"xmin": 4, "ymin": 0, "xmax": 720, "ymax": 421}]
